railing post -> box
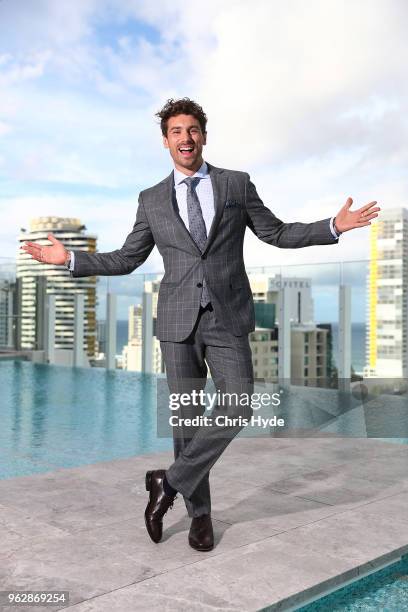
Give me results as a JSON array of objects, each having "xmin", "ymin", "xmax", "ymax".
[
  {"xmin": 339, "ymin": 284, "xmax": 351, "ymax": 391},
  {"xmin": 15, "ymin": 277, "xmax": 23, "ymax": 351},
  {"xmin": 278, "ymin": 285, "xmax": 291, "ymax": 387},
  {"xmin": 74, "ymin": 293, "xmax": 84, "ymax": 367},
  {"xmin": 7, "ymin": 288, "xmax": 13, "ymax": 348},
  {"xmin": 44, "ymin": 294, "xmax": 55, "ymax": 364},
  {"xmin": 142, "ymin": 290, "xmax": 153, "ymax": 373},
  {"xmin": 106, "ymin": 292, "xmax": 116, "ymax": 370},
  {"xmin": 35, "ymin": 275, "xmax": 47, "ymax": 351}
]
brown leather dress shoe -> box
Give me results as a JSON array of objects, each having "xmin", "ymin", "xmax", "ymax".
[
  {"xmin": 188, "ymin": 514, "xmax": 214, "ymax": 551},
  {"xmin": 144, "ymin": 470, "xmax": 177, "ymax": 543}
]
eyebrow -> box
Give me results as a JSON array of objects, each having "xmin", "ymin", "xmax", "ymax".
[{"xmin": 169, "ymin": 125, "xmax": 200, "ymax": 132}]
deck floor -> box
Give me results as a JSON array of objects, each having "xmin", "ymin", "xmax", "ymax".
[{"xmin": 1, "ymin": 437, "xmax": 408, "ymax": 611}]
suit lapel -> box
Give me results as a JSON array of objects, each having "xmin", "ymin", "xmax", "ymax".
[{"xmin": 163, "ymin": 162, "xmax": 228, "ymax": 256}]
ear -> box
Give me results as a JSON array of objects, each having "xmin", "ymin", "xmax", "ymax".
[
  {"xmin": 203, "ymin": 132, "xmax": 207, "ymax": 146},
  {"xmin": 163, "ymin": 135, "xmax": 169, "ymax": 149}
]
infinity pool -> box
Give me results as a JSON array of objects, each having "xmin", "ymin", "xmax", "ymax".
[
  {"xmin": 0, "ymin": 360, "xmax": 172, "ymax": 479},
  {"xmin": 297, "ymin": 553, "xmax": 408, "ymax": 611},
  {"xmin": 1, "ymin": 360, "xmax": 407, "ymax": 480}
]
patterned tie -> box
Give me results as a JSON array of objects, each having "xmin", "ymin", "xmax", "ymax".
[{"xmin": 183, "ymin": 176, "xmax": 210, "ymax": 307}]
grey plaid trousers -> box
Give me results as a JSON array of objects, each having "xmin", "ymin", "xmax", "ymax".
[{"xmin": 160, "ymin": 302, "xmax": 254, "ymax": 517}]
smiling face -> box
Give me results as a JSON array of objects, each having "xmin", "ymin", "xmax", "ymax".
[{"xmin": 163, "ymin": 114, "xmax": 207, "ymax": 175}]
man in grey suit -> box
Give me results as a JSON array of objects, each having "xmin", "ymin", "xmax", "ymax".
[{"xmin": 22, "ymin": 98, "xmax": 379, "ymax": 552}]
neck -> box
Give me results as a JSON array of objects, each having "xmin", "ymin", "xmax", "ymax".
[{"xmin": 174, "ymin": 158, "xmax": 204, "ymax": 176}]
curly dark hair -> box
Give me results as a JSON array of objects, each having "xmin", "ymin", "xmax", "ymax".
[{"xmin": 155, "ymin": 98, "xmax": 207, "ymax": 136}]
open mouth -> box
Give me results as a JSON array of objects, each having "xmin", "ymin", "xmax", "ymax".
[{"xmin": 178, "ymin": 145, "xmax": 194, "ymax": 157}]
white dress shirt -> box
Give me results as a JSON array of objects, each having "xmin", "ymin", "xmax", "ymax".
[
  {"xmin": 173, "ymin": 161, "xmax": 214, "ymax": 235},
  {"xmin": 67, "ymin": 162, "xmax": 340, "ymax": 271}
]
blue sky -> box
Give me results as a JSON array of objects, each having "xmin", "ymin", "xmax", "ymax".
[{"xmin": 1, "ymin": 0, "xmax": 407, "ymax": 284}]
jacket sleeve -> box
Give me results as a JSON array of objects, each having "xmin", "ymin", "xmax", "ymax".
[
  {"xmin": 71, "ymin": 192, "xmax": 155, "ymax": 277},
  {"xmin": 244, "ymin": 173, "xmax": 339, "ymax": 248}
]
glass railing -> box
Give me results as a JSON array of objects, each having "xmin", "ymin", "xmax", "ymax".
[{"xmin": 0, "ymin": 257, "xmax": 400, "ymax": 384}]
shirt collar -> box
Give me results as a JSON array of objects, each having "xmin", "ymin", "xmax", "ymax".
[{"xmin": 174, "ymin": 161, "xmax": 209, "ymax": 186}]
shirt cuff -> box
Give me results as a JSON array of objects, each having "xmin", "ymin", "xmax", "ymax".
[
  {"xmin": 329, "ymin": 217, "xmax": 341, "ymax": 240},
  {"xmin": 67, "ymin": 250, "xmax": 75, "ymax": 271}
]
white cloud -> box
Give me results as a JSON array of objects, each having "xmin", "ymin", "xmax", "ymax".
[
  {"xmin": 0, "ymin": 0, "xmax": 407, "ymax": 270},
  {"xmin": 0, "ymin": 121, "xmax": 12, "ymax": 136}
]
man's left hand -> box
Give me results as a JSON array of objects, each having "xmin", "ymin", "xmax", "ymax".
[{"xmin": 334, "ymin": 197, "xmax": 380, "ymax": 233}]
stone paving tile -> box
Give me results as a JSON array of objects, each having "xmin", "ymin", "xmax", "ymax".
[
  {"xmin": 60, "ymin": 536, "xmax": 361, "ymax": 612},
  {"xmin": 265, "ymin": 465, "xmax": 408, "ymax": 509},
  {"xmin": 274, "ymin": 498, "xmax": 408, "ymax": 565},
  {"xmin": 341, "ymin": 490, "xmax": 408, "ymax": 523},
  {"xmin": 212, "ymin": 437, "xmax": 408, "ymax": 488},
  {"xmin": 210, "ymin": 483, "xmax": 337, "ymax": 531},
  {"xmin": 71, "ymin": 514, "xmax": 281, "ymax": 573},
  {"xmin": 0, "ymin": 527, "xmax": 156, "ymax": 609},
  {"xmin": 0, "ymin": 504, "xmax": 68, "ymax": 556}
]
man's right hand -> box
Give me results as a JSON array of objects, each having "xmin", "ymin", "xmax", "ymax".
[{"xmin": 21, "ymin": 233, "xmax": 69, "ymax": 265}]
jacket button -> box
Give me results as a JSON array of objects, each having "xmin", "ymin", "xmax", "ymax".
[
  {"xmin": 201, "ymin": 254, "xmax": 207, "ymax": 259},
  {"xmin": 197, "ymin": 282, "xmax": 203, "ymax": 288}
]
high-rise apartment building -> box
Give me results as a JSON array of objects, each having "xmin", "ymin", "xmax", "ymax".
[
  {"xmin": 249, "ymin": 273, "xmax": 314, "ymax": 324},
  {"xmin": 128, "ymin": 304, "xmax": 143, "ymax": 342},
  {"xmin": 122, "ymin": 281, "xmax": 164, "ymax": 373},
  {"xmin": 0, "ymin": 280, "xmax": 14, "ymax": 348},
  {"xmin": 17, "ymin": 217, "xmax": 98, "ymax": 357},
  {"xmin": 248, "ymin": 273, "xmax": 330, "ymax": 386},
  {"xmin": 249, "ymin": 324, "xmax": 329, "ymax": 386},
  {"xmin": 122, "ymin": 305, "xmax": 143, "ymax": 371},
  {"xmin": 365, "ymin": 208, "xmax": 408, "ymax": 378}
]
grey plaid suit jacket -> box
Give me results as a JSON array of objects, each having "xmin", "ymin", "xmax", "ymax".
[{"xmin": 71, "ymin": 162, "xmax": 338, "ymax": 341}]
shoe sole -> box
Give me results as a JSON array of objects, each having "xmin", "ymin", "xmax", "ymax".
[{"xmin": 188, "ymin": 540, "xmax": 214, "ymax": 552}]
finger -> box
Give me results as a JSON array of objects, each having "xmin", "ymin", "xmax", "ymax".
[
  {"xmin": 355, "ymin": 216, "xmax": 377, "ymax": 226},
  {"xmin": 342, "ymin": 197, "xmax": 353, "ymax": 210},
  {"xmin": 21, "ymin": 241, "xmax": 41, "ymax": 249},
  {"xmin": 354, "ymin": 211, "xmax": 379, "ymax": 222},
  {"xmin": 363, "ymin": 212, "xmax": 379, "ymax": 221},
  {"xmin": 47, "ymin": 233, "xmax": 59, "ymax": 245},
  {"xmin": 23, "ymin": 246, "xmax": 41, "ymax": 258},
  {"xmin": 355, "ymin": 209, "xmax": 380, "ymax": 224},
  {"xmin": 358, "ymin": 206, "xmax": 380, "ymax": 215},
  {"xmin": 356, "ymin": 201, "xmax": 378, "ymax": 214},
  {"xmin": 21, "ymin": 243, "xmax": 42, "ymax": 254},
  {"xmin": 25, "ymin": 249, "xmax": 43, "ymax": 261}
]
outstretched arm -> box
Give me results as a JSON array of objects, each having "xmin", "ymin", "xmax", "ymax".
[
  {"xmin": 21, "ymin": 193, "xmax": 156, "ymax": 277},
  {"xmin": 244, "ymin": 174, "xmax": 379, "ymax": 248}
]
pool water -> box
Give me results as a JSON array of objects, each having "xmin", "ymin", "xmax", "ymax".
[
  {"xmin": 1, "ymin": 360, "xmax": 406, "ymax": 480},
  {"xmin": 0, "ymin": 360, "xmax": 172, "ymax": 479},
  {"xmin": 297, "ymin": 554, "xmax": 408, "ymax": 611}
]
